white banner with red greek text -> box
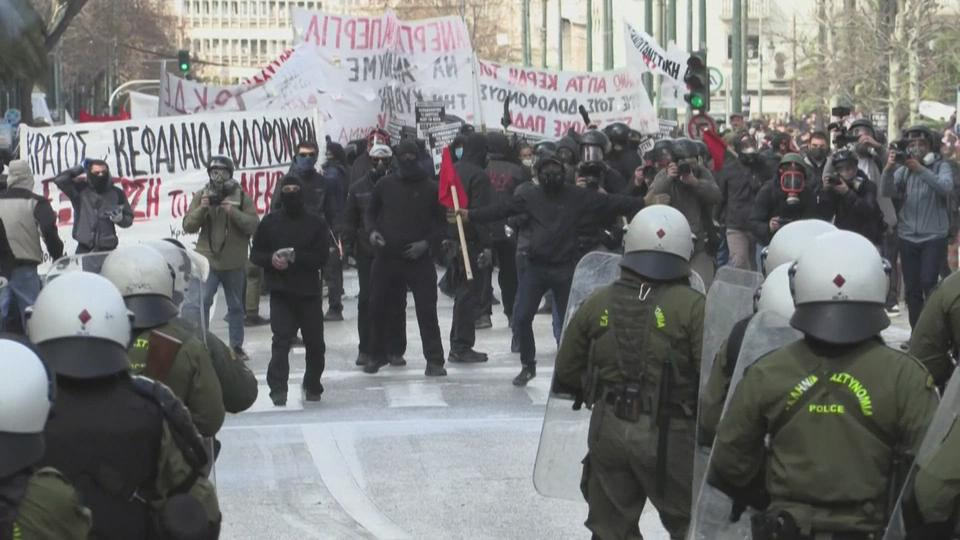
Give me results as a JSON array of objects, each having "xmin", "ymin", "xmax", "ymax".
[
  {"xmin": 623, "ymin": 23, "xmax": 689, "ymax": 85},
  {"xmin": 476, "ymin": 60, "xmax": 658, "ymax": 138},
  {"xmin": 19, "ymin": 110, "xmax": 321, "ymax": 257}
]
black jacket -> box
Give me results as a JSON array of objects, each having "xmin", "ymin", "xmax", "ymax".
[
  {"xmin": 453, "ymin": 133, "xmax": 496, "ymax": 247},
  {"xmin": 485, "ymin": 134, "xmax": 530, "ymax": 243},
  {"xmin": 748, "ymin": 179, "xmax": 825, "ymax": 244},
  {"xmin": 0, "ymin": 219, "xmax": 14, "ymax": 278},
  {"xmin": 339, "ymin": 171, "xmax": 380, "ymax": 258},
  {"xmin": 607, "ymin": 148, "xmax": 644, "ymax": 190},
  {"xmin": 250, "ymin": 209, "xmax": 329, "ymax": 296},
  {"xmin": 364, "ymin": 172, "xmax": 446, "ymax": 259},
  {"xmin": 716, "ymin": 155, "xmax": 770, "ymax": 230},
  {"xmin": 469, "ymin": 184, "xmax": 645, "ymax": 265},
  {"xmin": 819, "ymin": 172, "xmax": 884, "ymax": 243}
]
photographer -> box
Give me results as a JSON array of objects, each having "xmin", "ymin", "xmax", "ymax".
[
  {"xmin": 823, "ymin": 119, "xmax": 887, "ymax": 184},
  {"xmin": 716, "ymin": 131, "xmax": 772, "ymax": 270},
  {"xmin": 53, "ymin": 159, "xmax": 133, "ymax": 253},
  {"xmin": 646, "ymin": 137, "xmax": 721, "ymax": 285},
  {"xmin": 820, "ymin": 150, "xmax": 884, "ymax": 244},
  {"xmin": 882, "ymin": 125, "xmax": 955, "ymax": 327},
  {"xmin": 748, "ymin": 153, "xmax": 824, "ymax": 245},
  {"xmin": 183, "ymin": 155, "xmax": 259, "ymax": 362}
]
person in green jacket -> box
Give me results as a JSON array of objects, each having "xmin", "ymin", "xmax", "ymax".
[
  {"xmin": 102, "ymin": 245, "xmax": 225, "ymax": 438},
  {"xmin": 908, "ymin": 269, "xmax": 960, "ymax": 389},
  {"xmin": 709, "ymin": 231, "xmax": 938, "ymax": 538},
  {"xmin": 183, "ymin": 155, "xmax": 259, "ymax": 362},
  {"xmin": 909, "ymin": 414, "xmax": 960, "ymax": 538},
  {"xmin": 553, "ymin": 205, "xmax": 705, "ymax": 540},
  {"xmin": 0, "ymin": 338, "xmax": 91, "ymax": 540}
]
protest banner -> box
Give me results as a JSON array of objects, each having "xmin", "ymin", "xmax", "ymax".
[
  {"xmin": 19, "ymin": 110, "xmax": 321, "ymax": 257},
  {"xmin": 476, "ymin": 60, "xmax": 658, "ymax": 138},
  {"xmin": 623, "ymin": 23, "xmax": 689, "ymax": 85},
  {"xmin": 292, "ymin": 8, "xmax": 479, "ymax": 134}
]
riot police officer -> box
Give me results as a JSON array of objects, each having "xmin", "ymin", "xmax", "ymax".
[
  {"xmin": 0, "ymin": 338, "xmax": 91, "ymax": 539},
  {"xmin": 909, "ymin": 267, "xmax": 960, "ymax": 388},
  {"xmin": 553, "ymin": 205, "xmax": 705, "ymax": 539},
  {"xmin": 101, "ymin": 244, "xmax": 226, "ymax": 437},
  {"xmin": 28, "ymin": 273, "xmax": 221, "ymax": 540},
  {"xmin": 708, "ymin": 231, "xmax": 938, "ymax": 539}
]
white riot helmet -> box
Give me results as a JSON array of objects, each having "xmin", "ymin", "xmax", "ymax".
[
  {"xmin": 621, "ymin": 205, "xmax": 694, "ymax": 280},
  {"xmin": 27, "ymin": 272, "xmax": 133, "ymax": 378},
  {"xmin": 761, "ymin": 219, "xmax": 838, "ymax": 276},
  {"xmin": 789, "ymin": 230, "xmax": 890, "ymax": 344},
  {"xmin": 144, "ymin": 240, "xmax": 193, "ymax": 306},
  {"xmin": 754, "ymin": 263, "xmax": 796, "ymax": 321},
  {"xmin": 0, "ymin": 339, "xmax": 53, "ymax": 477},
  {"xmin": 101, "ymin": 245, "xmax": 179, "ymax": 330}
]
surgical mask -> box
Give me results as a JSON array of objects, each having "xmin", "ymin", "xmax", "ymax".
[
  {"xmin": 454, "ymin": 147, "xmax": 464, "ymax": 160},
  {"xmin": 522, "ymin": 158, "xmax": 534, "ymax": 168},
  {"xmin": 294, "ymin": 154, "xmax": 318, "ymax": 172},
  {"xmin": 779, "ymin": 171, "xmax": 805, "ymax": 206}
]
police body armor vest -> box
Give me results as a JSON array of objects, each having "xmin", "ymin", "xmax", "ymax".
[
  {"xmin": 609, "ymin": 280, "xmax": 698, "ymax": 415},
  {"xmin": 0, "ymin": 472, "xmax": 29, "ymax": 540},
  {"xmin": 41, "ymin": 377, "xmax": 164, "ymax": 540}
]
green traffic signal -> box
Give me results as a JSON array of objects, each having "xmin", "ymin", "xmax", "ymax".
[
  {"xmin": 683, "ymin": 50, "xmax": 709, "ymax": 112},
  {"xmin": 689, "ymin": 94, "xmax": 705, "ymax": 109},
  {"xmin": 177, "ymin": 50, "xmax": 190, "ymax": 74}
]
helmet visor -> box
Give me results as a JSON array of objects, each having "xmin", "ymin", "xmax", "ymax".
[{"xmin": 581, "ymin": 145, "xmax": 604, "ymax": 163}]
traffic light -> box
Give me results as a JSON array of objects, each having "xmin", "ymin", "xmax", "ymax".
[
  {"xmin": 177, "ymin": 50, "xmax": 191, "ymax": 74},
  {"xmin": 684, "ymin": 50, "xmax": 709, "ymax": 112}
]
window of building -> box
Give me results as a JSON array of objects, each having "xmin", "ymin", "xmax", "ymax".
[{"xmin": 727, "ymin": 34, "xmax": 760, "ymax": 60}]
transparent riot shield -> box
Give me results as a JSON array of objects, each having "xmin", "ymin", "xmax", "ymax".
[
  {"xmin": 533, "ymin": 252, "xmax": 706, "ymax": 501},
  {"xmin": 692, "ymin": 266, "xmax": 763, "ymax": 503},
  {"xmin": 882, "ymin": 367, "xmax": 960, "ymax": 540},
  {"xmin": 688, "ymin": 310, "xmax": 803, "ymax": 540}
]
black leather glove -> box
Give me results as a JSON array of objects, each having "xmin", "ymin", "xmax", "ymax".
[
  {"xmin": 369, "ymin": 230, "xmax": 386, "ymax": 248},
  {"xmin": 402, "ymin": 240, "xmax": 429, "ymax": 260},
  {"xmin": 477, "ymin": 248, "xmax": 493, "ymax": 269}
]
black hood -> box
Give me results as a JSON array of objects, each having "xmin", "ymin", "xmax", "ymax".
[
  {"xmin": 486, "ymin": 132, "xmax": 511, "ymax": 160},
  {"xmin": 325, "ymin": 141, "xmax": 347, "ymax": 163},
  {"xmin": 557, "ymin": 136, "xmax": 580, "ymax": 156},
  {"xmin": 461, "ymin": 133, "xmax": 488, "ymax": 167}
]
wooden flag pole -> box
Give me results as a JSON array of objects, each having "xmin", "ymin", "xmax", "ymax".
[{"xmin": 451, "ymin": 186, "xmax": 473, "ymax": 281}]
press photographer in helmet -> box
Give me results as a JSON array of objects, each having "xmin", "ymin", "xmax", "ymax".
[
  {"xmin": 577, "ymin": 129, "xmax": 627, "ymax": 193},
  {"xmin": 882, "ymin": 124, "xmax": 954, "ymax": 327},
  {"xmin": 820, "ymin": 150, "xmax": 884, "ymax": 244}
]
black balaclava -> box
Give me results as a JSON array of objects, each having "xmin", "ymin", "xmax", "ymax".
[
  {"xmin": 279, "ymin": 175, "xmax": 305, "ymax": 217},
  {"xmin": 395, "ymin": 140, "xmax": 422, "ymax": 180},
  {"xmin": 87, "ymin": 159, "xmax": 112, "ymax": 192}
]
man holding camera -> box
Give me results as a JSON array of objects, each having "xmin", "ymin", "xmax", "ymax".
[
  {"xmin": 54, "ymin": 158, "xmax": 133, "ymax": 253},
  {"xmin": 183, "ymin": 156, "xmax": 259, "ymax": 362},
  {"xmin": 645, "ymin": 138, "xmax": 720, "ymax": 286},
  {"xmin": 882, "ymin": 125, "xmax": 955, "ymax": 328},
  {"xmin": 819, "ymin": 150, "xmax": 884, "ymax": 244}
]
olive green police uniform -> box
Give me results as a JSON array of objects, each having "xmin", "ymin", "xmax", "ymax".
[
  {"xmin": 10, "ymin": 468, "xmax": 91, "ymax": 540},
  {"xmin": 909, "ymin": 270, "xmax": 960, "ymax": 388},
  {"xmin": 128, "ymin": 318, "xmax": 226, "ymax": 437},
  {"xmin": 555, "ymin": 272, "xmax": 705, "ymax": 540},
  {"xmin": 912, "ymin": 414, "xmax": 960, "ymax": 530},
  {"xmin": 710, "ymin": 339, "xmax": 938, "ymax": 536}
]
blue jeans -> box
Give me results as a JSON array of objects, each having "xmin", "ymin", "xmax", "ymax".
[
  {"xmin": 0, "ymin": 265, "xmax": 42, "ymax": 332},
  {"xmin": 513, "ymin": 260, "xmax": 576, "ymax": 366},
  {"xmin": 202, "ymin": 268, "xmax": 245, "ymax": 348},
  {"xmin": 514, "ymin": 252, "xmax": 562, "ymax": 341},
  {"xmin": 900, "ymin": 237, "xmax": 948, "ymax": 328}
]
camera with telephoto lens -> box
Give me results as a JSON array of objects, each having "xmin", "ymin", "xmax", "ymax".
[
  {"xmin": 828, "ymin": 122, "xmax": 859, "ymax": 148},
  {"xmin": 891, "ymin": 140, "xmax": 909, "ymax": 164},
  {"xmin": 677, "ymin": 162, "xmax": 693, "ymax": 177},
  {"xmin": 205, "ymin": 188, "xmax": 224, "ymax": 207}
]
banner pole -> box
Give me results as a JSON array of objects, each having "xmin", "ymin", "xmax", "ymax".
[{"xmin": 451, "ymin": 186, "xmax": 473, "ymax": 281}]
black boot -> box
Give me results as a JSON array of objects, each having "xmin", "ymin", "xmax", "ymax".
[
  {"xmin": 356, "ymin": 352, "xmax": 370, "ymax": 367},
  {"xmin": 425, "ymin": 363, "xmax": 448, "ymax": 377},
  {"xmin": 303, "ymin": 386, "xmax": 323, "ymax": 402},
  {"xmin": 324, "ymin": 308, "xmax": 344, "ymax": 322},
  {"xmin": 448, "ymin": 348, "xmax": 488, "ymax": 363},
  {"xmin": 388, "ymin": 355, "xmax": 407, "ymax": 367},
  {"xmin": 512, "ymin": 365, "xmax": 536, "ymax": 387},
  {"xmin": 244, "ymin": 314, "xmax": 270, "ymax": 327},
  {"xmin": 363, "ymin": 355, "xmax": 389, "ymax": 374},
  {"xmin": 474, "ymin": 315, "xmax": 493, "ymax": 330},
  {"xmin": 270, "ymin": 391, "xmax": 287, "ymax": 407}
]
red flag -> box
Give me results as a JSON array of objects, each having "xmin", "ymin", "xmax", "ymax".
[
  {"xmin": 438, "ymin": 146, "xmax": 468, "ymax": 209},
  {"xmin": 702, "ymin": 128, "xmax": 727, "ymax": 172}
]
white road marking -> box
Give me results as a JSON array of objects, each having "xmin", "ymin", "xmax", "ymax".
[{"xmin": 301, "ymin": 424, "xmax": 411, "ymax": 540}]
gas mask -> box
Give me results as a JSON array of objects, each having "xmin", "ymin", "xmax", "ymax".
[
  {"xmin": 557, "ymin": 147, "xmax": 576, "ymax": 165},
  {"xmin": 370, "ymin": 158, "xmax": 389, "ymax": 179},
  {"xmin": 209, "ymin": 168, "xmax": 231, "ymax": 188},
  {"xmin": 779, "ymin": 170, "xmax": 805, "ymax": 206},
  {"xmin": 907, "ymin": 140, "xmax": 936, "ymax": 166},
  {"xmin": 539, "ymin": 164, "xmax": 565, "ymax": 193}
]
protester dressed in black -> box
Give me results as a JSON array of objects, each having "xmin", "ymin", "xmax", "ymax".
[
  {"xmin": 364, "ymin": 140, "xmax": 447, "ymax": 376},
  {"xmin": 251, "ymin": 175, "xmax": 329, "ymax": 406}
]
